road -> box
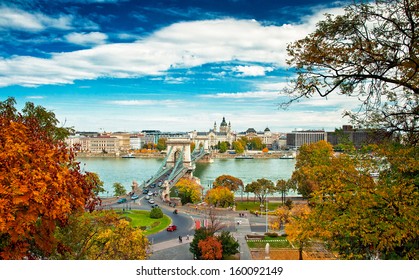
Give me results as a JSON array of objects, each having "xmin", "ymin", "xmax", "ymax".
[{"xmin": 104, "ymin": 189, "xmax": 272, "ymax": 259}]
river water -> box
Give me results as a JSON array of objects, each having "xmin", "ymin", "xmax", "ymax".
[{"xmin": 77, "ymin": 157, "xmax": 296, "ymax": 196}]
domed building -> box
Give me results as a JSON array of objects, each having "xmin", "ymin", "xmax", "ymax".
[
  {"xmin": 191, "ymin": 117, "xmax": 236, "ymax": 150},
  {"xmin": 237, "ymin": 126, "xmax": 276, "ymax": 150}
]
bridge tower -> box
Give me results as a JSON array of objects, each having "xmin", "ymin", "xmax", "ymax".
[
  {"xmin": 166, "ymin": 138, "xmax": 193, "ymax": 170},
  {"xmin": 161, "ymin": 138, "xmax": 194, "ymax": 202}
]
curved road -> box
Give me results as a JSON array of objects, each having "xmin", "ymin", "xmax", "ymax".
[
  {"xmin": 105, "ymin": 190, "xmax": 271, "ymax": 249},
  {"xmin": 105, "ymin": 191, "xmax": 195, "ymax": 244}
]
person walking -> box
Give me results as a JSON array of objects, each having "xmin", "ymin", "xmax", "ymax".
[{"xmin": 178, "ymin": 236, "xmax": 182, "ymax": 243}]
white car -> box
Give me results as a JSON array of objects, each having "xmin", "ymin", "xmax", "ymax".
[
  {"xmin": 149, "ymin": 199, "xmax": 155, "ymax": 204},
  {"xmin": 145, "ymin": 195, "xmax": 150, "ymax": 200}
]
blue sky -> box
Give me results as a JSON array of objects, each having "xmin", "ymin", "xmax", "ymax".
[{"xmin": 0, "ymin": 0, "xmax": 358, "ymax": 133}]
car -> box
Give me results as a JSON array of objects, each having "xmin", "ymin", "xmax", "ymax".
[
  {"xmin": 151, "ymin": 204, "xmax": 159, "ymax": 208},
  {"xmin": 145, "ymin": 195, "xmax": 150, "ymax": 200},
  {"xmin": 117, "ymin": 198, "xmax": 127, "ymax": 204},
  {"xmin": 142, "ymin": 189, "xmax": 148, "ymax": 194},
  {"xmin": 166, "ymin": 225, "xmax": 177, "ymax": 232},
  {"xmin": 148, "ymin": 199, "xmax": 155, "ymax": 204},
  {"xmin": 131, "ymin": 194, "xmax": 139, "ymax": 200},
  {"xmin": 148, "ymin": 191, "xmax": 153, "ymax": 196}
]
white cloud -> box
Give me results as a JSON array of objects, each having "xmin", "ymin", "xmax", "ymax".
[
  {"xmin": 202, "ymin": 91, "xmax": 279, "ymax": 100},
  {"xmin": 108, "ymin": 100, "xmax": 155, "ymax": 106},
  {"xmin": 0, "ymin": 7, "xmax": 345, "ymax": 87},
  {"xmin": 65, "ymin": 32, "xmax": 108, "ymax": 46},
  {"xmin": 0, "ymin": 7, "xmax": 73, "ymax": 31},
  {"xmin": 233, "ymin": 65, "xmax": 274, "ymax": 77},
  {"xmin": 107, "ymin": 99, "xmax": 184, "ymax": 107},
  {"xmin": 26, "ymin": 95, "xmax": 45, "ymax": 99}
]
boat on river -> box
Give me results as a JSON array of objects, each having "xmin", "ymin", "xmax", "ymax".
[
  {"xmin": 121, "ymin": 153, "xmax": 136, "ymax": 158},
  {"xmin": 235, "ymin": 154, "xmax": 254, "ymax": 159},
  {"xmin": 279, "ymin": 154, "xmax": 295, "ymax": 159}
]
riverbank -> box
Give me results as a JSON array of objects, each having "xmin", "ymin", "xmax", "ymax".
[
  {"xmin": 76, "ymin": 150, "xmax": 296, "ymax": 159},
  {"xmin": 76, "ymin": 152, "xmax": 165, "ymax": 158}
]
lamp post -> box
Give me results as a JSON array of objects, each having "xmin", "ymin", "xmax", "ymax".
[{"xmin": 265, "ymin": 199, "xmax": 268, "ymax": 233}]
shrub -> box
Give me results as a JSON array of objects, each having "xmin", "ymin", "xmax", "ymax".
[
  {"xmin": 264, "ymin": 232, "xmax": 279, "ymax": 238},
  {"xmin": 149, "ymin": 207, "xmax": 163, "ymax": 219}
]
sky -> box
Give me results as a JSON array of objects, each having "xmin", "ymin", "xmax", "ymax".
[{"xmin": 0, "ymin": 0, "xmax": 359, "ymax": 133}]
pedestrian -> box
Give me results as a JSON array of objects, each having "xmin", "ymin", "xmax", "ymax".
[
  {"xmin": 186, "ymin": 234, "xmax": 189, "ymax": 240},
  {"xmin": 179, "ymin": 236, "xmax": 182, "ymax": 243}
]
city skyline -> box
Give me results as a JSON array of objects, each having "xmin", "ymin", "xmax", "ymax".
[{"xmin": 0, "ymin": 0, "xmax": 359, "ymax": 133}]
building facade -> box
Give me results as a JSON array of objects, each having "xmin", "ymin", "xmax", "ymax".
[
  {"xmin": 191, "ymin": 117, "xmax": 236, "ymax": 150},
  {"xmin": 327, "ymin": 125, "xmax": 389, "ymax": 148},
  {"xmin": 286, "ymin": 130, "xmax": 327, "ymax": 149}
]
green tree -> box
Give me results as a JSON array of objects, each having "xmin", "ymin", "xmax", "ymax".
[
  {"xmin": 217, "ymin": 231, "xmax": 239, "ymax": 259},
  {"xmin": 245, "ymin": 178, "xmax": 275, "ymax": 204},
  {"xmin": 284, "ymin": 0, "xmax": 419, "ymax": 145},
  {"xmin": 276, "ymin": 179, "xmax": 291, "ymax": 205},
  {"xmin": 156, "ymin": 137, "xmax": 167, "ymax": 151},
  {"xmin": 232, "ymin": 140, "xmax": 245, "ymax": 154},
  {"xmin": 113, "ymin": 182, "xmax": 126, "ymax": 197},
  {"xmin": 85, "ymin": 172, "xmax": 105, "ymax": 196},
  {"xmin": 250, "ymin": 137, "xmax": 264, "ymax": 150},
  {"xmin": 218, "ymin": 141, "xmax": 229, "ymax": 153}
]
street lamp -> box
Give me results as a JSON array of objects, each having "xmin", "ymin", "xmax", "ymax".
[{"xmin": 265, "ymin": 199, "xmax": 268, "ymax": 233}]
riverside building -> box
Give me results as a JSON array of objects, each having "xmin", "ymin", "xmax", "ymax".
[{"xmin": 286, "ymin": 130, "xmax": 327, "ymax": 149}]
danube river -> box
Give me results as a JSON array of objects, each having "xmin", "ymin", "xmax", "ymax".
[{"xmin": 77, "ymin": 157, "xmax": 297, "ymax": 196}]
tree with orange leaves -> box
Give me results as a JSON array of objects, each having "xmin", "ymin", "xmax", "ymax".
[
  {"xmin": 213, "ymin": 174, "xmax": 243, "ymax": 192},
  {"xmin": 198, "ymin": 236, "xmax": 223, "ymax": 260},
  {"xmin": 0, "ymin": 97, "xmax": 99, "ymax": 259}
]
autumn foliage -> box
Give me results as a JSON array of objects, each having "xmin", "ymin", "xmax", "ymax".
[
  {"xmin": 52, "ymin": 210, "xmax": 149, "ymax": 260},
  {"xmin": 205, "ymin": 186, "xmax": 234, "ymax": 207},
  {"xmin": 0, "ymin": 98, "xmax": 98, "ymax": 259},
  {"xmin": 198, "ymin": 236, "xmax": 223, "ymax": 260},
  {"xmin": 174, "ymin": 178, "xmax": 202, "ymax": 204},
  {"xmin": 286, "ymin": 140, "xmax": 419, "ymax": 259},
  {"xmin": 212, "ymin": 174, "xmax": 243, "ymax": 192}
]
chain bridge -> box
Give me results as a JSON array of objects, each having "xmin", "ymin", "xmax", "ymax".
[{"xmin": 141, "ymin": 138, "xmax": 210, "ymax": 201}]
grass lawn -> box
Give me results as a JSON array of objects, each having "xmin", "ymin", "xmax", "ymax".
[
  {"xmin": 235, "ymin": 201, "xmax": 281, "ymax": 212},
  {"xmin": 118, "ymin": 210, "xmax": 171, "ymax": 235},
  {"xmin": 247, "ymin": 236, "xmax": 292, "ymax": 249}
]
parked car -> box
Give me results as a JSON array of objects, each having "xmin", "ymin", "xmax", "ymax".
[
  {"xmin": 166, "ymin": 225, "xmax": 177, "ymax": 232},
  {"xmin": 148, "ymin": 199, "xmax": 155, "ymax": 204},
  {"xmin": 131, "ymin": 194, "xmax": 139, "ymax": 200},
  {"xmin": 145, "ymin": 195, "xmax": 150, "ymax": 200},
  {"xmin": 151, "ymin": 204, "xmax": 159, "ymax": 208},
  {"xmin": 117, "ymin": 198, "xmax": 127, "ymax": 204},
  {"xmin": 142, "ymin": 189, "xmax": 148, "ymax": 194}
]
